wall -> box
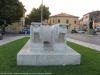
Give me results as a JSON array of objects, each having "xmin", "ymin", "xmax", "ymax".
[
  {"xmin": 48, "ymin": 16, "xmax": 79, "ymax": 30},
  {"xmin": 83, "ymin": 14, "xmax": 90, "ymax": 25},
  {"xmin": 5, "ymin": 22, "xmax": 23, "ymax": 33}
]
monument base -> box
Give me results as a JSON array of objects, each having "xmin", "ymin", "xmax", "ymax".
[{"xmin": 17, "ymin": 40, "xmax": 81, "ymax": 66}]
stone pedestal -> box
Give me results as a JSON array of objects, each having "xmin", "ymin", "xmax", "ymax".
[
  {"xmin": 17, "ymin": 23, "xmax": 81, "ymax": 66},
  {"xmin": 17, "ymin": 40, "xmax": 80, "ymax": 65}
]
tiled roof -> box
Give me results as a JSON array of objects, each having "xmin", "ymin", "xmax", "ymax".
[{"xmin": 50, "ymin": 13, "xmax": 78, "ymax": 18}]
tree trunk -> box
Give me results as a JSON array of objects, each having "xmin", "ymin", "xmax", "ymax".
[{"xmin": 1, "ymin": 25, "xmax": 5, "ymax": 35}]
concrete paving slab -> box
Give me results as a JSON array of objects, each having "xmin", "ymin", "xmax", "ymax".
[{"xmin": 17, "ymin": 40, "xmax": 81, "ymax": 66}]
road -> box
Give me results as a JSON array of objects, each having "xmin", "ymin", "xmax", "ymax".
[{"xmin": 67, "ymin": 32, "xmax": 100, "ymax": 45}]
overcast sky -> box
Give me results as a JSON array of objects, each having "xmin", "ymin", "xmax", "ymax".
[{"xmin": 20, "ymin": 0, "xmax": 100, "ymax": 18}]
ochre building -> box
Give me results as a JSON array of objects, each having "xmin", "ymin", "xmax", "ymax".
[{"xmin": 48, "ymin": 13, "xmax": 79, "ymax": 30}]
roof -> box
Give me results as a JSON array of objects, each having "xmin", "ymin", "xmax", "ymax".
[
  {"xmin": 50, "ymin": 13, "xmax": 79, "ymax": 18},
  {"xmin": 79, "ymin": 18, "xmax": 83, "ymax": 21},
  {"xmin": 83, "ymin": 10, "xmax": 100, "ymax": 16}
]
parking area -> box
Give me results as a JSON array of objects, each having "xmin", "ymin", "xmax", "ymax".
[{"xmin": 67, "ymin": 32, "xmax": 100, "ymax": 45}]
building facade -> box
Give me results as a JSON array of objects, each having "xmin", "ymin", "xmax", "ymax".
[
  {"xmin": 82, "ymin": 11, "xmax": 100, "ymax": 29},
  {"xmin": 20, "ymin": 8, "xmax": 26, "ymax": 27},
  {"xmin": 94, "ymin": 18, "xmax": 100, "ymax": 30},
  {"xmin": 48, "ymin": 13, "xmax": 79, "ymax": 30},
  {"xmin": 79, "ymin": 18, "xmax": 88, "ymax": 31}
]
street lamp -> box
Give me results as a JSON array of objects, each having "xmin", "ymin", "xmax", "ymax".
[{"xmin": 41, "ymin": 0, "xmax": 43, "ymax": 25}]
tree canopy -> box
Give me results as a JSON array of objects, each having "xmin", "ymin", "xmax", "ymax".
[
  {"xmin": 27, "ymin": 5, "xmax": 51, "ymax": 23},
  {"xmin": 0, "ymin": 0, "xmax": 24, "ymax": 26}
]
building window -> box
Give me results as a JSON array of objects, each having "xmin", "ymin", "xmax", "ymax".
[
  {"xmin": 74, "ymin": 20, "xmax": 76, "ymax": 24},
  {"xmin": 66, "ymin": 20, "xmax": 69, "ymax": 23},
  {"xmin": 53, "ymin": 19, "xmax": 54, "ymax": 23},
  {"xmin": 49, "ymin": 20, "xmax": 51, "ymax": 25},
  {"xmin": 85, "ymin": 16, "xmax": 88, "ymax": 19},
  {"xmin": 58, "ymin": 19, "xmax": 60, "ymax": 23}
]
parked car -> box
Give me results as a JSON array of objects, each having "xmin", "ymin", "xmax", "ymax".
[
  {"xmin": 71, "ymin": 29, "xmax": 85, "ymax": 34},
  {"xmin": 19, "ymin": 28, "xmax": 30, "ymax": 34},
  {"xmin": 76, "ymin": 30, "xmax": 85, "ymax": 33},
  {"xmin": 95, "ymin": 26, "xmax": 100, "ymax": 32},
  {"xmin": 71, "ymin": 30, "xmax": 77, "ymax": 33}
]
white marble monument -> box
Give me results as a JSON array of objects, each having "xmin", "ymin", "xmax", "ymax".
[{"xmin": 17, "ymin": 22, "xmax": 81, "ymax": 66}]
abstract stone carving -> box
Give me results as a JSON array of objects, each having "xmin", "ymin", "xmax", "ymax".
[{"xmin": 17, "ymin": 22, "xmax": 81, "ymax": 66}]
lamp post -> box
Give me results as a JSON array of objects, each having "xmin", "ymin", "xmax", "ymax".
[{"xmin": 41, "ymin": 0, "xmax": 43, "ymax": 25}]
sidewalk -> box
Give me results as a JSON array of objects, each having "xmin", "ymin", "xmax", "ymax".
[
  {"xmin": 0, "ymin": 35, "xmax": 25, "ymax": 46},
  {"xmin": 67, "ymin": 38, "xmax": 100, "ymax": 51}
]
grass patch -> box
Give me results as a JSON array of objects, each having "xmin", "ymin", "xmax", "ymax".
[{"xmin": 0, "ymin": 38, "xmax": 100, "ymax": 75}]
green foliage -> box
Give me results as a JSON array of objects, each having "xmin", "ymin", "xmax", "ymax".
[
  {"xmin": 0, "ymin": 0, "xmax": 24, "ymax": 26},
  {"xmin": 0, "ymin": 38, "xmax": 100, "ymax": 75},
  {"xmin": 27, "ymin": 5, "xmax": 51, "ymax": 23},
  {"xmin": 25, "ymin": 16, "xmax": 31, "ymax": 25}
]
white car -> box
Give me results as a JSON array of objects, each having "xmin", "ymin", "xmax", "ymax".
[{"xmin": 76, "ymin": 30, "xmax": 85, "ymax": 33}]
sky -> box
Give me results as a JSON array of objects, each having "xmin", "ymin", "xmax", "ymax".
[{"xmin": 20, "ymin": 0, "xmax": 100, "ymax": 18}]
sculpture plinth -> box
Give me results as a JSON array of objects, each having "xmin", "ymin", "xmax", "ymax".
[{"xmin": 17, "ymin": 22, "xmax": 81, "ymax": 66}]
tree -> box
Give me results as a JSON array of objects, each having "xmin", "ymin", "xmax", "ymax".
[
  {"xmin": 0, "ymin": 0, "xmax": 24, "ymax": 34},
  {"xmin": 28, "ymin": 5, "xmax": 51, "ymax": 23},
  {"xmin": 25, "ymin": 16, "xmax": 31, "ymax": 25}
]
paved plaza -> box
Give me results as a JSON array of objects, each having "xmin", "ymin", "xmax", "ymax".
[{"xmin": 0, "ymin": 34, "xmax": 25, "ymax": 46}]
